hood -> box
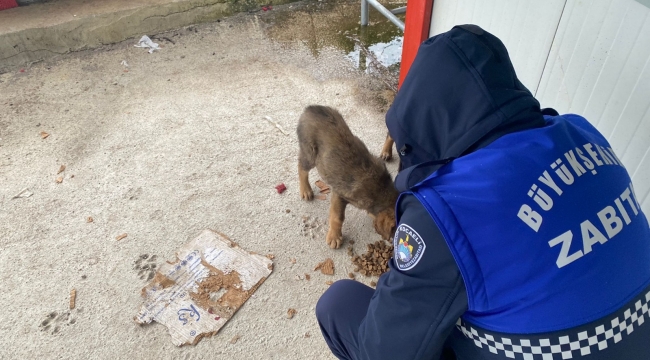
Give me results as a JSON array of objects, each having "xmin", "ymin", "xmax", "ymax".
[{"xmin": 387, "ymin": 25, "xmax": 545, "ymax": 188}]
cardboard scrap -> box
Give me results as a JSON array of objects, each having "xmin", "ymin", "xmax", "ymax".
[
  {"xmin": 314, "ymin": 180, "xmax": 329, "ymax": 192},
  {"xmin": 313, "ymin": 258, "xmax": 334, "ymax": 275},
  {"xmin": 135, "ymin": 230, "xmax": 273, "ymax": 346},
  {"xmin": 69, "ymin": 288, "xmax": 76, "ymax": 309},
  {"xmin": 287, "ymin": 308, "xmax": 297, "ymax": 319},
  {"xmin": 40, "ymin": 131, "xmax": 49, "ymax": 139}
]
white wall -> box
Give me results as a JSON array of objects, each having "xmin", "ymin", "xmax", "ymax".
[
  {"xmin": 536, "ymin": 0, "xmax": 650, "ymax": 214},
  {"xmin": 429, "ymin": 0, "xmax": 650, "ymax": 213},
  {"xmin": 429, "ymin": 0, "xmax": 566, "ymax": 94}
]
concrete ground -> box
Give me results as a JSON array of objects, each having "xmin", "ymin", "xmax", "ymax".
[
  {"xmin": 0, "ymin": 1, "xmax": 399, "ymax": 359},
  {"xmin": 0, "ymin": 0, "xmax": 297, "ymax": 72}
]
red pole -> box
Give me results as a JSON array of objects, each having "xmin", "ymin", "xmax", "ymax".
[
  {"xmin": 0, "ymin": 0, "xmax": 18, "ymax": 11},
  {"xmin": 399, "ymin": 0, "xmax": 434, "ymax": 89}
]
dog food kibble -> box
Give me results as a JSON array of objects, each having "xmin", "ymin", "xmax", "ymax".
[
  {"xmin": 305, "ymin": 273, "xmax": 310, "ymax": 281},
  {"xmin": 348, "ymin": 272, "xmax": 355, "ymax": 279},
  {"xmin": 350, "ymin": 240, "xmax": 393, "ymax": 277},
  {"xmin": 370, "ymin": 281, "xmax": 377, "ymax": 287},
  {"xmin": 287, "ymin": 308, "xmax": 297, "ymax": 319},
  {"xmin": 325, "ymin": 280, "xmax": 334, "ymax": 286},
  {"xmin": 314, "ymin": 258, "xmax": 335, "ymax": 275}
]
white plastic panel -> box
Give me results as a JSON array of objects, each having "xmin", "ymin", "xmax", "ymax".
[
  {"xmin": 429, "ymin": 0, "xmax": 566, "ymax": 94},
  {"xmin": 536, "ymin": 0, "xmax": 650, "ymax": 213}
]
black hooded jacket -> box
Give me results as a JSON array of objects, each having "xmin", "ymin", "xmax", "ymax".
[
  {"xmin": 388, "ymin": 24, "xmax": 546, "ymax": 189},
  {"xmin": 354, "ymin": 25, "xmax": 547, "ymax": 360}
]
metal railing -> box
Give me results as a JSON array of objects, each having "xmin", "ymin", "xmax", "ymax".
[{"xmin": 361, "ymin": 0, "xmax": 406, "ymax": 31}]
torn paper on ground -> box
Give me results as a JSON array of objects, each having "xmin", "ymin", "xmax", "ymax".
[
  {"xmin": 134, "ymin": 229, "xmax": 273, "ymax": 346},
  {"xmin": 134, "ymin": 35, "xmax": 160, "ymax": 53}
]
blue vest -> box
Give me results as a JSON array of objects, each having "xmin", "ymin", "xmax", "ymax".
[{"xmin": 404, "ymin": 114, "xmax": 650, "ymax": 333}]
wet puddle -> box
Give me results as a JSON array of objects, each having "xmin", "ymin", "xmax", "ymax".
[{"xmin": 263, "ymin": 0, "xmax": 405, "ymax": 73}]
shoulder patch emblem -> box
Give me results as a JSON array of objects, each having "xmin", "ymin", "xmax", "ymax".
[{"xmin": 393, "ymin": 224, "xmax": 426, "ymax": 271}]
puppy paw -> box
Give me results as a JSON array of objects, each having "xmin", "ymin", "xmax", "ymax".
[
  {"xmin": 326, "ymin": 230, "xmax": 343, "ymax": 249},
  {"xmin": 380, "ymin": 151, "xmax": 393, "ymax": 162},
  {"xmin": 300, "ymin": 187, "xmax": 314, "ymax": 201}
]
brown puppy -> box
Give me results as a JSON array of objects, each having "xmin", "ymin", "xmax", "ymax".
[
  {"xmin": 297, "ymin": 105, "xmax": 398, "ymax": 249},
  {"xmin": 380, "ymin": 133, "xmax": 395, "ymax": 161}
]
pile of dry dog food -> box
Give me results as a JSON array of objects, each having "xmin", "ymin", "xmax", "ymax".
[{"xmin": 349, "ymin": 240, "xmax": 393, "ymax": 277}]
